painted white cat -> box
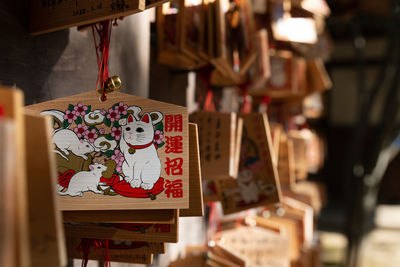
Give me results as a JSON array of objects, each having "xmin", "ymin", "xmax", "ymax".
[
  {"xmin": 58, "ymin": 163, "xmax": 107, "ymax": 197},
  {"xmin": 119, "ymin": 113, "xmax": 162, "ymax": 190},
  {"xmin": 236, "ymin": 169, "xmax": 261, "ymax": 204},
  {"xmin": 223, "ymin": 169, "xmax": 274, "ymax": 204}
]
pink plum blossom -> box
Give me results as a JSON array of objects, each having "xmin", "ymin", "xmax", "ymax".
[
  {"xmin": 111, "ymin": 149, "xmax": 124, "ymax": 172},
  {"xmin": 64, "ymin": 110, "xmax": 77, "ymax": 124},
  {"xmin": 73, "ymin": 124, "xmax": 89, "ymax": 138},
  {"xmin": 114, "ymin": 102, "xmax": 128, "ymax": 115},
  {"xmin": 107, "ymin": 108, "xmax": 121, "ymax": 122},
  {"xmin": 111, "ymin": 126, "xmax": 122, "ymax": 140},
  {"xmin": 84, "ymin": 128, "xmax": 98, "ymax": 143},
  {"xmin": 153, "ymin": 130, "xmax": 164, "ymax": 144},
  {"xmin": 73, "ymin": 102, "xmax": 88, "ymax": 116}
]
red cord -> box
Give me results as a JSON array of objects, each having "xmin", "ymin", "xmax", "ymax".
[
  {"xmin": 78, "ymin": 239, "xmax": 111, "ymax": 267},
  {"xmin": 240, "ymin": 83, "xmax": 252, "ymax": 113},
  {"xmin": 92, "ymin": 20, "xmax": 113, "ymax": 101}
]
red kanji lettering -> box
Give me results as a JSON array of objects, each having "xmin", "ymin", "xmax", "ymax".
[
  {"xmin": 165, "ymin": 114, "xmax": 183, "ymax": 132},
  {"xmin": 164, "ymin": 179, "xmax": 183, "ymax": 198},
  {"xmin": 165, "ymin": 135, "xmax": 183, "ymax": 153},
  {"xmin": 165, "ymin": 157, "xmax": 183, "ymax": 175}
]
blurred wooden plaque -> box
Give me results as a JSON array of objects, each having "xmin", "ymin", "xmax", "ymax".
[
  {"xmin": 190, "ymin": 111, "xmax": 239, "ymax": 180},
  {"xmin": 25, "ymin": 114, "xmax": 66, "ymax": 267},
  {"xmin": 215, "ymin": 113, "xmax": 281, "ymax": 214},
  {"xmin": 0, "ymin": 88, "xmax": 30, "ymax": 267},
  {"xmin": 180, "ymin": 123, "xmax": 204, "ymax": 217},
  {"xmin": 64, "ymin": 210, "xmax": 179, "ymax": 242},
  {"xmin": 67, "ymin": 237, "xmax": 165, "ymax": 260},
  {"xmin": 30, "ymin": 0, "xmax": 145, "ymax": 35}
]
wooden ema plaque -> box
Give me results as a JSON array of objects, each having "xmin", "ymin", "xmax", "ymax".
[
  {"xmin": 80, "ymin": 251, "xmax": 153, "ymax": 264},
  {"xmin": 215, "ymin": 113, "xmax": 281, "ymax": 214},
  {"xmin": 180, "ymin": 0, "xmax": 208, "ymax": 67},
  {"xmin": 25, "ymin": 114, "xmax": 66, "ymax": 267},
  {"xmin": 0, "ymin": 88, "xmax": 30, "ymax": 267},
  {"xmin": 277, "ymin": 132, "xmax": 295, "ymax": 189},
  {"xmin": 67, "ymin": 237, "xmax": 165, "ymax": 262},
  {"xmin": 157, "ymin": 2, "xmax": 206, "ymax": 70},
  {"xmin": 65, "ymin": 220, "xmax": 178, "ymax": 243},
  {"xmin": 248, "ymin": 29, "xmax": 271, "ymax": 92},
  {"xmin": 0, "ymin": 120, "xmax": 17, "ymax": 267},
  {"xmin": 210, "ymin": 0, "xmax": 257, "ymax": 85},
  {"xmin": 189, "ymin": 111, "xmax": 239, "ymax": 180},
  {"xmin": 288, "ymin": 130, "xmax": 308, "ymax": 181},
  {"xmin": 250, "ymin": 51, "xmax": 307, "ymax": 98},
  {"xmin": 215, "ymin": 226, "xmax": 290, "ymax": 267},
  {"xmin": 181, "ymin": 123, "xmax": 204, "ymax": 216},
  {"xmin": 171, "ymin": 254, "xmax": 207, "ymax": 266},
  {"xmin": 25, "ymin": 91, "xmax": 189, "ymax": 210},
  {"xmin": 209, "ymin": 242, "xmax": 249, "ymax": 267},
  {"xmin": 145, "ymin": 0, "xmax": 170, "ymax": 9},
  {"xmin": 306, "ymin": 58, "xmax": 332, "ymax": 93},
  {"xmin": 64, "ymin": 209, "xmax": 179, "ymax": 242},
  {"xmin": 262, "ymin": 215, "xmax": 301, "ymax": 261},
  {"xmin": 30, "ymin": 0, "xmax": 145, "ymax": 35},
  {"xmin": 63, "ymin": 209, "xmax": 177, "ymax": 223}
]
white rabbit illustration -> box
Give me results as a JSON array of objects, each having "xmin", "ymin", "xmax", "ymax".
[
  {"xmin": 58, "ymin": 163, "xmax": 107, "ymax": 197},
  {"xmin": 119, "ymin": 112, "xmax": 163, "ymax": 190},
  {"xmin": 53, "ymin": 129, "xmax": 95, "ymax": 161}
]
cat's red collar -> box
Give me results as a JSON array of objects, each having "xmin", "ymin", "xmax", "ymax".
[{"xmin": 126, "ymin": 141, "xmax": 157, "ymax": 149}]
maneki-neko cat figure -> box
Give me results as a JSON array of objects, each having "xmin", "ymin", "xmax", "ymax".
[{"xmin": 25, "ymin": 91, "xmax": 189, "ymax": 211}]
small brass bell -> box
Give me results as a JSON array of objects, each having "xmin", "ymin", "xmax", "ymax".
[
  {"xmin": 105, "ymin": 75, "xmax": 122, "ymax": 91},
  {"xmin": 128, "ymin": 147, "xmax": 136, "ymax": 154}
]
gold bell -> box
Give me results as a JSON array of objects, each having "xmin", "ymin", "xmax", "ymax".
[{"xmin": 105, "ymin": 75, "xmax": 122, "ymax": 91}]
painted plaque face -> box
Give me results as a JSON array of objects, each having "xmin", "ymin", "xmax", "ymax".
[{"xmin": 25, "ymin": 91, "xmax": 189, "ymax": 210}]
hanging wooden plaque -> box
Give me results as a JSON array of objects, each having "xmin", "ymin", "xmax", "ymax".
[
  {"xmin": 180, "ymin": 0, "xmax": 208, "ymax": 67},
  {"xmin": 145, "ymin": 0, "xmax": 170, "ymax": 9},
  {"xmin": 67, "ymin": 237, "xmax": 165, "ymax": 259},
  {"xmin": 0, "ymin": 120, "xmax": 17, "ymax": 267},
  {"xmin": 30, "ymin": 0, "xmax": 146, "ymax": 35},
  {"xmin": 64, "ymin": 210, "xmax": 179, "ymax": 242},
  {"xmin": 25, "ymin": 114, "xmax": 66, "ymax": 267},
  {"xmin": 215, "ymin": 226, "xmax": 290, "ymax": 267},
  {"xmin": 209, "ymin": 242, "xmax": 249, "ymax": 267},
  {"xmin": 211, "ymin": 0, "xmax": 257, "ymax": 84},
  {"xmin": 215, "ymin": 113, "xmax": 281, "ymax": 214},
  {"xmin": 288, "ymin": 130, "xmax": 308, "ymax": 181},
  {"xmin": 85, "ymin": 252, "xmax": 154, "ymax": 264},
  {"xmin": 25, "ymin": 91, "xmax": 189, "ymax": 210},
  {"xmin": 249, "ymin": 51, "xmax": 307, "ymax": 99},
  {"xmin": 262, "ymin": 215, "xmax": 301, "ymax": 261},
  {"xmin": 282, "ymin": 197, "xmax": 314, "ymax": 247},
  {"xmin": 157, "ymin": 2, "xmax": 205, "ymax": 69},
  {"xmin": 277, "ymin": 133, "xmax": 295, "ymax": 189},
  {"xmin": 63, "ymin": 209, "xmax": 177, "ymax": 223},
  {"xmin": 0, "ymin": 88, "xmax": 30, "ymax": 267},
  {"xmin": 189, "ymin": 111, "xmax": 239, "ymax": 180},
  {"xmin": 170, "ymin": 254, "xmax": 207, "ymax": 266},
  {"xmin": 307, "ymin": 58, "xmax": 332, "ymax": 93},
  {"xmin": 248, "ymin": 29, "xmax": 271, "ymax": 92},
  {"xmin": 180, "ymin": 123, "xmax": 204, "ymax": 217}
]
